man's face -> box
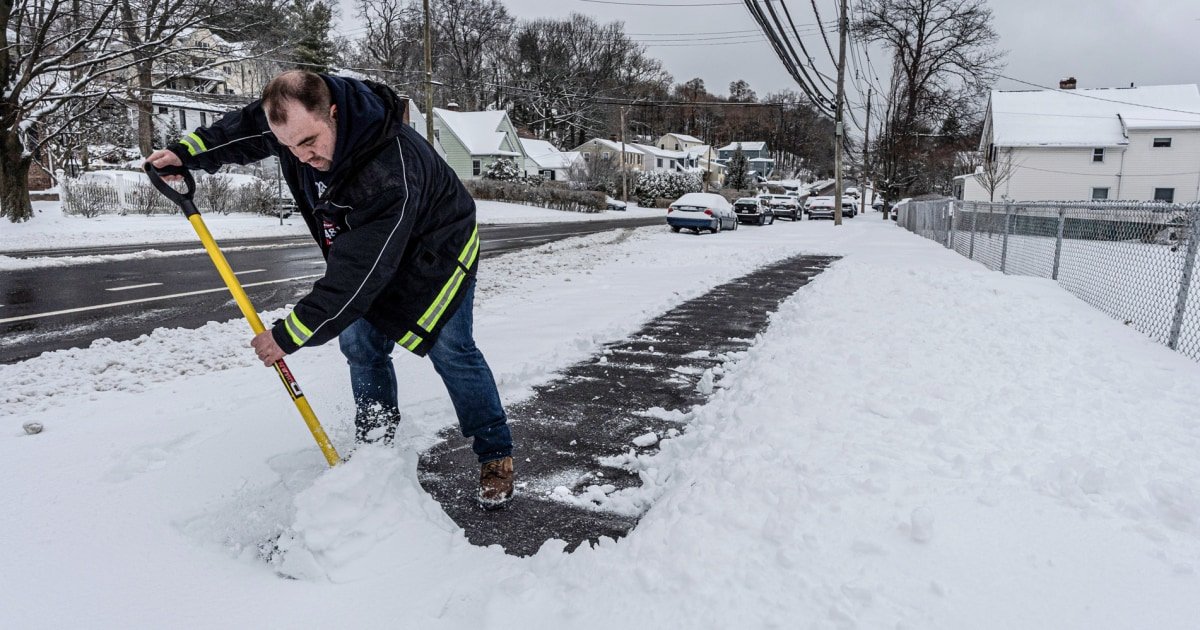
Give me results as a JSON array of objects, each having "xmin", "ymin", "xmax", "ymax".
[{"xmin": 269, "ymin": 100, "xmax": 338, "ymax": 171}]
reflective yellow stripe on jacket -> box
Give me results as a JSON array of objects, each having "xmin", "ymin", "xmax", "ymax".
[
  {"xmin": 398, "ymin": 224, "xmax": 479, "ymax": 350},
  {"xmin": 178, "ymin": 132, "xmax": 208, "ymax": 156},
  {"xmin": 283, "ymin": 312, "xmax": 314, "ymax": 347}
]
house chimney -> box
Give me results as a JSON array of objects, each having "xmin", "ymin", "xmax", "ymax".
[
  {"xmin": 445, "ymin": 102, "xmax": 461, "ymax": 111},
  {"xmin": 609, "ymin": 133, "xmax": 618, "ymax": 142},
  {"xmin": 1059, "ymin": 77, "xmax": 1077, "ymax": 90}
]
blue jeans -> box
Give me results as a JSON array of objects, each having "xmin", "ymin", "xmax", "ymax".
[{"xmin": 338, "ymin": 281, "xmax": 512, "ymax": 463}]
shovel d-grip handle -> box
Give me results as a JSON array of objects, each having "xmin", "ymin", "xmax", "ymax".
[{"xmin": 143, "ymin": 162, "xmax": 199, "ymax": 216}]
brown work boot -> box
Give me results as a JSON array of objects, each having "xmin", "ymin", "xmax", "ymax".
[{"xmin": 478, "ymin": 456, "xmax": 514, "ymax": 509}]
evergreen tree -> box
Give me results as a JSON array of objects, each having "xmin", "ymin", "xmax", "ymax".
[
  {"xmin": 726, "ymin": 144, "xmax": 751, "ymax": 190},
  {"xmin": 291, "ymin": 0, "xmax": 337, "ymax": 72}
]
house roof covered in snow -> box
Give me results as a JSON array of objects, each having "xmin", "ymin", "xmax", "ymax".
[
  {"xmin": 719, "ymin": 141, "xmax": 767, "ymax": 152},
  {"xmin": 520, "ymin": 138, "xmax": 580, "ymax": 169},
  {"xmin": 986, "ymin": 84, "xmax": 1200, "ymax": 148},
  {"xmin": 151, "ymin": 92, "xmax": 232, "ymax": 114},
  {"xmin": 576, "ymin": 138, "xmax": 643, "ymax": 153},
  {"xmin": 434, "ymin": 108, "xmax": 520, "ymax": 156},
  {"xmin": 662, "ymin": 132, "xmax": 703, "ymax": 144},
  {"xmin": 631, "ymin": 143, "xmax": 686, "ymax": 160}
]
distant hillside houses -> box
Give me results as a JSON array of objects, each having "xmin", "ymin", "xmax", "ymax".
[{"xmin": 958, "ymin": 81, "xmax": 1200, "ymax": 203}]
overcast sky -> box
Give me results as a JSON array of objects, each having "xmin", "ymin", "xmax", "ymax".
[{"xmin": 334, "ymin": 0, "xmax": 1200, "ymax": 129}]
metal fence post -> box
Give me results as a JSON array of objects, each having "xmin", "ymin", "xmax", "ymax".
[
  {"xmin": 1000, "ymin": 202, "xmax": 1013, "ymax": 273},
  {"xmin": 1168, "ymin": 209, "xmax": 1200, "ymax": 350},
  {"xmin": 946, "ymin": 201, "xmax": 956, "ymax": 249},
  {"xmin": 1051, "ymin": 206, "xmax": 1066, "ymax": 280},
  {"xmin": 968, "ymin": 208, "xmax": 977, "ymax": 260}
]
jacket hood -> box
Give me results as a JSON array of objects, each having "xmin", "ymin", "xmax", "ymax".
[{"xmin": 322, "ymin": 74, "xmax": 389, "ymax": 181}]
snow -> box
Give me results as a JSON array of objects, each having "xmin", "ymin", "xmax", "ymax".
[
  {"xmin": 3, "ymin": 218, "xmax": 1200, "ymax": 627},
  {"xmin": 989, "ymin": 84, "xmax": 1200, "ymax": 147},
  {"xmin": 0, "ymin": 200, "xmax": 664, "ymax": 258}
]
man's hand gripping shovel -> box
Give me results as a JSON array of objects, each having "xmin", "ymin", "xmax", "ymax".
[{"xmin": 144, "ymin": 163, "xmax": 340, "ymax": 467}]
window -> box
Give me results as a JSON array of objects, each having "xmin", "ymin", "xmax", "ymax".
[
  {"xmin": 199, "ymin": 112, "xmax": 207, "ymax": 127},
  {"xmin": 178, "ymin": 110, "xmax": 187, "ymax": 128},
  {"xmin": 1092, "ymin": 148, "xmax": 1104, "ymax": 162},
  {"xmin": 656, "ymin": 158, "xmax": 663, "ymax": 168},
  {"xmin": 471, "ymin": 160, "xmax": 481, "ymax": 177},
  {"xmin": 601, "ymin": 151, "xmax": 611, "ymax": 160},
  {"xmin": 1153, "ymin": 137, "xmax": 1172, "ymax": 148},
  {"xmin": 1091, "ymin": 187, "xmax": 1109, "ymax": 200},
  {"xmin": 434, "ymin": 129, "xmax": 440, "ymax": 141},
  {"xmin": 1154, "ymin": 188, "xmax": 1175, "ymax": 203},
  {"xmin": 158, "ymin": 106, "xmax": 168, "ymax": 114}
]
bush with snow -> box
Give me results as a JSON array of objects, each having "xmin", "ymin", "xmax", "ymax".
[
  {"xmin": 634, "ymin": 170, "xmax": 700, "ymax": 204},
  {"xmin": 482, "ymin": 157, "xmax": 522, "ymax": 181}
]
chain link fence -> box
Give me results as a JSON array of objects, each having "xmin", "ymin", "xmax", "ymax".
[{"xmin": 896, "ymin": 199, "xmax": 1200, "ymax": 362}]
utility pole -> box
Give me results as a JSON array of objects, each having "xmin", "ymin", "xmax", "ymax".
[
  {"xmin": 422, "ymin": 0, "xmax": 435, "ymax": 145},
  {"xmin": 833, "ymin": 0, "xmax": 847, "ymax": 226},
  {"xmin": 860, "ymin": 87, "xmax": 872, "ymax": 216},
  {"xmin": 620, "ymin": 106, "xmax": 629, "ymax": 204}
]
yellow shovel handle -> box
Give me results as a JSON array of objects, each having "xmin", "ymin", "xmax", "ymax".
[{"xmin": 187, "ymin": 214, "xmax": 340, "ymax": 467}]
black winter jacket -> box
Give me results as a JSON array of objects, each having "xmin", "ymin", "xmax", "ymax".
[{"xmin": 169, "ymin": 77, "xmax": 479, "ymax": 356}]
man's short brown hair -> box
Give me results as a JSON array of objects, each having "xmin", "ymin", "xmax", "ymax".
[{"xmin": 262, "ymin": 70, "xmax": 332, "ymax": 125}]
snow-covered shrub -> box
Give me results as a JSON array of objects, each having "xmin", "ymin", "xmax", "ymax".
[
  {"xmin": 483, "ymin": 157, "xmax": 522, "ymax": 181},
  {"xmin": 127, "ymin": 181, "xmax": 176, "ymax": 216},
  {"xmin": 61, "ymin": 179, "xmax": 119, "ymax": 218},
  {"xmin": 464, "ymin": 179, "xmax": 605, "ymax": 212},
  {"xmin": 634, "ymin": 170, "xmax": 700, "ymax": 204},
  {"xmin": 197, "ymin": 174, "xmax": 235, "ymax": 215},
  {"xmin": 235, "ymin": 178, "xmax": 280, "ymax": 216}
]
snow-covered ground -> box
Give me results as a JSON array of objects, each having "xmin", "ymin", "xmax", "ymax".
[
  {"xmin": 0, "ymin": 199, "xmax": 663, "ymax": 254},
  {"xmin": 3, "ymin": 217, "xmax": 1198, "ymax": 628}
]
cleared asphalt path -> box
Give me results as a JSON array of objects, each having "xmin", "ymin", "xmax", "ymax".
[
  {"xmin": 419, "ymin": 254, "xmax": 840, "ymax": 556},
  {"xmin": 0, "ymin": 217, "xmax": 662, "ymax": 363}
]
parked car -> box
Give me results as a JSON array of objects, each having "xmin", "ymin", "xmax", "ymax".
[
  {"xmin": 845, "ymin": 187, "xmax": 860, "ymax": 199},
  {"xmin": 805, "ymin": 196, "xmax": 836, "ymax": 220},
  {"xmin": 667, "ymin": 192, "xmax": 738, "ymax": 234},
  {"xmin": 841, "ymin": 197, "xmax": 857, "ymax": 218},
  {"xmin": 761, "ymin": 194, "xmax": 801, "ymax": 221},
  {"xmin": 733, "ymin": 197, "xmax": 774, "ymax": 226},
  {"xmin": 605, "ymin": 196, "xmax": 627, "ymax": 211},
  {"xmin": 872, "ymin": 196, "xmax": 885, "ymax": 210}
]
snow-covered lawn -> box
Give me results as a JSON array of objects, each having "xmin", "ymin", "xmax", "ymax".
[
  {"xmin": 3, "ymin": 218, "xmax": 1198, "ymax": 628},
  {"xmin": 0, "ymin": 198, "xmax": 664, "ymax": 254}
]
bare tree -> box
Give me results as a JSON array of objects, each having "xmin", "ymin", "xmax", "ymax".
[
  {"xmin": 1, "ymin": 1, "xmax": 154, "ymax": 220},
  {"xmin": 973, "ymin": 147, "xmax": 1018, "ymax": 202},
  {"xmin": 503, "ymin": 14, "xmax": 669, "ymax": 147},
  {"xmin": 855, "ymin": 0, "xmax": 1004, "ymax": 198},
  {"xmin": 435, "ymin": 0, "xmax": 513, "ymax": 111}
]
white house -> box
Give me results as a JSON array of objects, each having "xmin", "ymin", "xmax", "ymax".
[
  {"xmin": 631, "ymin": 143, "xmax": 687, "ymax": 172},
  {"xmin": 519, "ymin": 138, "xmax": 582, "ymax": 181},
  {"xmin": 656, "ymin": 133, "xmax": 706, "ymax": 152},
  {"xmin": 961, "ymin": 83, "xmax": 1200, "ymax": 203},
  {"xmin": 573, "ymin": 138, "xmax": 645, "ymax": 172}
]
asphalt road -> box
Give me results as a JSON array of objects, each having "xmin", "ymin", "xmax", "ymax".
[{"xmin": 0, "ymin": 216, "xmax": 663, "ymax": 364}]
